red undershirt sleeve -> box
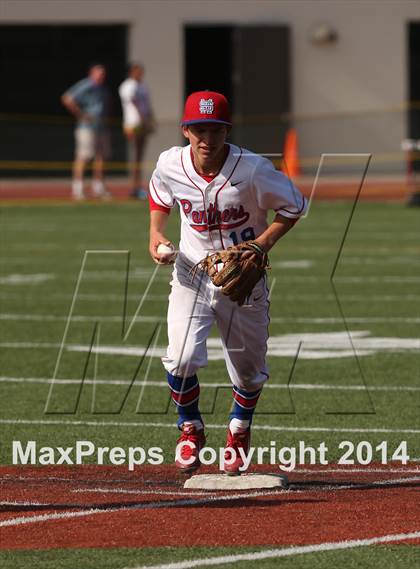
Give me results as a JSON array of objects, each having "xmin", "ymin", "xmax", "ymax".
[{"xmin": 148, "ymin": 193, "xmax": 171, "ymax": 214}]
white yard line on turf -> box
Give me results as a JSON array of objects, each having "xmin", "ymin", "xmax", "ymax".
[
  {"xmin": 295, "ymin": 476, "xmax": 420, "ymax": 493},
  {"xmin": 0, "ymin": 490, "xmax": 213, "ymax": 506},
  {"xmin": 2, "ymin": 293, "xmax": 419, "ymax": 302},
  {"xmin": 0, "ymin": 315, "xmax": 165, "ymax": 323},
  {"xmin": 120, "ymin": 531, "xmax": 420, "ymax": 569},
  {"xmin": 72, "ymin": 488, "xmax": 212, "ymax": 496},
  {"xmin": 0, "ymin": 376, "xmax": 419, "ymax": 392},
  {"xmin": 0, "ymin": 255, "xmax": 417, "ymax": 264},
  {"xmin": 0, "ymin": 500, "xmax": 55, "ymax": 507},
  {"xmin": 1, "ymin": 333, "xmax": 419, "ymax": 361},
  {"xmin": 341, "ymin": 257, "xmax": 420, "ymax": 265},
  {"xmin": 1, "ymin": 418, "xmax": 419, "ymax": 434},
  {"xmin": 0, "ymin": 508, "xmax": 112, "ymax": 528},
  {"xmin": 271, "ymin": 317, "xmax": 420, "ymax": 323},
  {"xmin": 3, "ymin": 274, "xmax": 419, "ymax": 283},
  {"xmin": 333, "ymin": 276, "xmax": 420, "ymax": 283},
  {"xmin": 1, "ymin": 314, "xmax": 420, "ymax": 324},
  {"xmin": 0, "ymin": 489, "xmax": 280, "ymax": 528},
  {"xmin": 0, "ymin": 274, "xmax": 55, "ymax": 285}
]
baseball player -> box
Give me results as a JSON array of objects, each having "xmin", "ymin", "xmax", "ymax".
[{"xmin": 148, "ymin": 91, "xmax": 307, "ymax": 475}]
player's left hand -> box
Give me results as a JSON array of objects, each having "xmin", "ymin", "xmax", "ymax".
[{"xmin": 193, "ymin": 241, "xmax": 269, "ymax": 306}]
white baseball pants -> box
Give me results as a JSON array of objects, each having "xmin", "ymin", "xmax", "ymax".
[{"xmin": 162, "ymin": 254, "xmax": 270, "ymax": 391}]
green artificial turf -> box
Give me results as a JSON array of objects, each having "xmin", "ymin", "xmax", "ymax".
[
  {"xmin": 0, "ymin": 199, "xmax": 419, "ymax": 568},
  {"xmin": 0, "ymin": 544, "xmax": 419, "ymax": 569},
  {"xmin": 0, "ymin": 201, "xmax": 418, "ymax": 461}
]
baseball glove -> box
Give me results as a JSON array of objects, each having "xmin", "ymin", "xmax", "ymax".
[{"xmin": 192, "ymin": 241, "xmax": 269, "ymax": 306}]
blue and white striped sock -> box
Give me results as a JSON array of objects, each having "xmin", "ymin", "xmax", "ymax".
[
  {"xmin": 229, "ymin": 385, "xmax": 262, "ymax": 432},
  {"xmin": 167, "ymin": 372, "xmax": 203, "ymax": 429}
]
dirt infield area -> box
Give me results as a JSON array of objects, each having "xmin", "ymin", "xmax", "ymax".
[
  {"xmin": 1, "ymin": 464, "xmax": 419, "ymax": 551},
  {"xmin": 0, "ymin": 177, "xmax": 414, "ymax": 201}
]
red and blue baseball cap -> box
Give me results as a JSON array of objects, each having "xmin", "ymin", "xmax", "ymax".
[{"xmin": 182, "ymin": 90, "xmax": 232, "ymax": 126}]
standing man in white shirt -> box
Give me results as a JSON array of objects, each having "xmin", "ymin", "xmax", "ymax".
[{"xmin": 119, "ymin": 63, "xmax": 155, "ymax": 199}]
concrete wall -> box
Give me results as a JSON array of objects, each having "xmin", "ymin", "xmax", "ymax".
[{"xmin": 1, "ymin": 0, "xmax": 419, "ymax": 173}]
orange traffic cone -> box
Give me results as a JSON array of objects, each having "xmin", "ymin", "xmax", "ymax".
[{"xmin": 283, "ymin": 128, "xmax": 300, "ymax": 177}]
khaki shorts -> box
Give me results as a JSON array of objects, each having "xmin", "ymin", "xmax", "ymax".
[
  {"xmin": 123, "ymin": 125, "xmax": 143, "ymax": 136},
  {"xmin": 75, "ymin": 128, "xmax": 111, "ymax": 161}
]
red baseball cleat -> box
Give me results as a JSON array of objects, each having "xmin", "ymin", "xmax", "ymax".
[
  {"xmin": 223, "ymin": 427, "xmax": 251, "ymax": 476},
  {"xmin": 175, "ymin": 423, "xmax": 206, "ymax": 473}
]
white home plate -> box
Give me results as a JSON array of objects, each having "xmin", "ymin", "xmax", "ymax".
[{"xmin": 184, "ymin": 473, "xmax": 289, "ymax": 490}]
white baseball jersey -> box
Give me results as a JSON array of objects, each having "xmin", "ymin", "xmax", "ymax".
[
  {"xmin": 149, "ymin": 143, "xmax": 307, "ymax": 265},
  {"xmin": 119, "ymin": 78, "xmax": 152, "ymax": 128}
]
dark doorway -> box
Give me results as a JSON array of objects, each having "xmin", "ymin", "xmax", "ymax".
[
  {"xmin": 408, "ymin": 22, "xmax": 420, "ymax": 172},
  {"xmin": 184, "ymin": 26, "xmax": 234, "ymax": 106},
  {"xmin": 184, "ymin": 24, "xmax": 291, "ymax": 154},
  {"xmin": 0, "ymin": 24, "xmax": 128, "ymax": 177}
]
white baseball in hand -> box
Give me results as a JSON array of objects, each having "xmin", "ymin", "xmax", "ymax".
[{"xmin": 157, "ymin": 243, "xmax": 176, "ymax": 263}]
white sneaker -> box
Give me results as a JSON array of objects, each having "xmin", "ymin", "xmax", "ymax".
[
  {"xmin": 72, "ymin": 181, "xmax": 86, "ymax": 200},
  {"xmin": 92, "ymin": 180, "xmax": 112, "ymax": 199}
]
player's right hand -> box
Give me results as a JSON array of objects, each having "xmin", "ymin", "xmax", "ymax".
[{"xmin": 149, "ymin": 232, "xmax": 174, "ymax": 265}]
